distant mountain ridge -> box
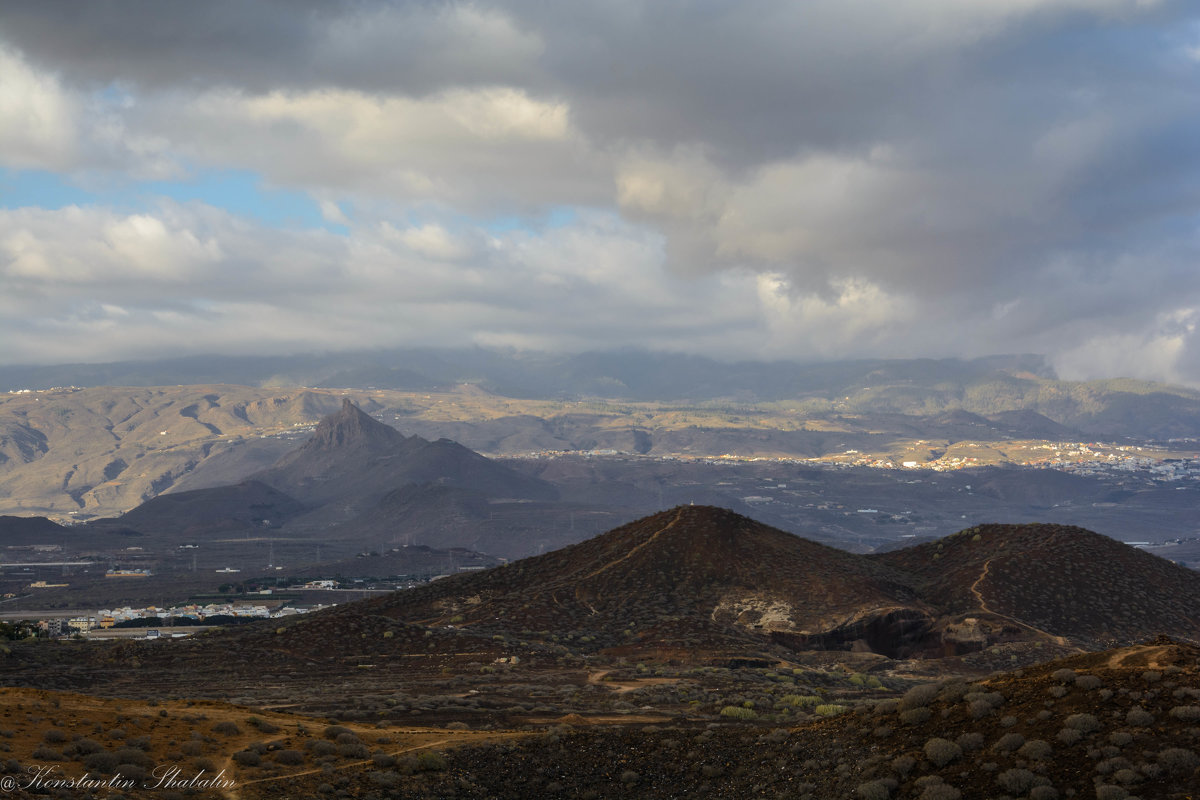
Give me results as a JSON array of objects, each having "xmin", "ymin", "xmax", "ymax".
[{"xmin": 5, "ymin": 348, "xmax": 1198, "ymax": 442}]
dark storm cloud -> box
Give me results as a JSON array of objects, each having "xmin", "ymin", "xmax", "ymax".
[
  {"xmin": 0, "ymin": 0, "xmax": 544, "ymax": 94},
  {"xmin": 1, "ymin": 1, "xmax": 1199, "ymax": 382}
]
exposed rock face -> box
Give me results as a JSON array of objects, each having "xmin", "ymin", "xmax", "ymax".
[{"xmin": 770, "ymin": 608, "xmax": 936, "ymax": 659}]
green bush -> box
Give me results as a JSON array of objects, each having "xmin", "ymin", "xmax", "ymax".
[
  {"xmin": 814, "ymin": 704, "xmax": 848, "ymax": 717},
  {"xmin": 719, "ymin": 706, "xmax": 757, "ymax": 720}
]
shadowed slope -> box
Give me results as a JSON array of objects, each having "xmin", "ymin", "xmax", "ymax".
[
  {"xmin": 254, "ymin": 399, "xmax": 555, "ymax": 522},
  {"xmin": 875, "ymin": 523, "xmax": 1200, "ymax": 647}
]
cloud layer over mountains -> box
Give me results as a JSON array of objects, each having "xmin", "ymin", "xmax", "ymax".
[{"xmin": 2, "ymin": 2, "xmax": 1199, "ymax": 382}]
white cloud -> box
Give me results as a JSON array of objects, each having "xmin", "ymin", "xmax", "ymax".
[{"xmin": 0, "ymin": 46, "xmax": 78, "ymax": 169}]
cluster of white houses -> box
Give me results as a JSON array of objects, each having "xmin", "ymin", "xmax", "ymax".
[{"xmin": 44, "ymin": 601, "xmax": 334, "ymax": 635}]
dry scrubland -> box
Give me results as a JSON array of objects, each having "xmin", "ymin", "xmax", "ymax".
[{"xmin": 3, "ymin": 641, "xmax": 1200, "ymax": 798}]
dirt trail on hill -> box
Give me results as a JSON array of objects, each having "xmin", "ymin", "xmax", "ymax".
[
  {"xmin": 970, "ymin": 558, "xmax": 1074, "ymax": 649},
  {"xmin": 1105, "ymin": 643, "xmax": 1177, "ymax": 670},
  {"xmin": 587, "ymin": 669, "xmax": 681, "ymax": 694},
  {"xmin": 574, "ymin": 508, "xmax": 684, "ymax": 611}
]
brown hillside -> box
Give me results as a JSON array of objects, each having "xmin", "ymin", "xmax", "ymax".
[
  {"xmin": 349, "ymin": 505, "xmax": 923, "ymax": 655},
  {"xmin": 875, "ymin": 522, "xmax": 1200, "ymax": 647}
]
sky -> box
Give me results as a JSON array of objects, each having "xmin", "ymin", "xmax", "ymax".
[{"xmin": 2, "ymin": 1, "xmax": 1199, "ymax": 384}]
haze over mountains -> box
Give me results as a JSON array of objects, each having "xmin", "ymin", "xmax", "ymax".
[
  {"xmin": 7, "ymin": 350, "xmax": 1200, "ymax": 443},
  {"xmin": 4, "ymin": 350, "xmax": 1200, "ymax": 527}
]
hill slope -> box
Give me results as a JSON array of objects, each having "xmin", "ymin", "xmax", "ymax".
[
  {"xmin": 875, "ymin": 522, "xmax": 1200, "ymax": 647},
  {"xmin": 262, "ymin": 507, "xmax": 1200, "ymax": 662}
]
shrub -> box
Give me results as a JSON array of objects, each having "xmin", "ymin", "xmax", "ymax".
[
  {"xmin": 856, "ymin": 780, "xmax": 891, "ymax": 800},
  {"xmin": 995, "ymin": 768, "xmax": 1037, "ymax": 795},
  {"xmin": 900, "ymin": 708, "xmax": 932, "ymax": 725},
  {"xmin": 212, "ymin": 721, "xmax": 240, "ymax": 736},
  {"xmin": 1125, "ymin": 707, "xmax": 1155, "ymax": 727},
  {"xmin": 115, "ymin": 762, "xmax": 148, "ymax": 782},
  {"xmin": 1029, "ymin": 786, "xmax": 1060, "ymax": 800},
  {"xmin": 967, "ymin": 699, "xmax": 993, "ymax": 719},
  {"xmin": 923, "ymin": 738, "xmax": 962, "ymax": 767},
  {"xmin": 1064, "ymin": 713, "xmax": 1101, "ymax": 733},
  {"xmin": 1158, "ymin": 747, "xmax": 1200, "ymax": 773},
  {"xmin": 1056, "ymin": 728, "xmax": 1082, "ymax": 745},
  {"xmin": 115, "ymin": 748, "xmax": 152, "ymax": 768},
  {"xmin": 956, "ymin": 732, "xmax": 984, "ymax": 751},
  {"xmin": 891, "ymin": 755, "xmax": 916, "ymax": 776},
  {"xmin": 920, "ymin": 785, "xmax": 962, "ymax": 800},
  {"xmin": 415, "ymin": 751, "xmax": 447, "ymax": 772},
  {"xmin": 1111, "ymin": 768, "xmax": 1139, "ymax": 785},
  {"xmin": 82, "ymin": 752, "xmax": 121, "ymax": 774},
  {"xmin": 719, "ymin": 706, "xmax": 757, "ymax": 720},
  {"xmin": 337, "ymin": 743, "xmax": 369, "ymax": 759},
  {"xmin": 232, "ymin": 750, "xmax": 261, "ymax": 767},
  {"xmin": 814, "ymin": 705, "xmax": 848, "ymax": 717},
  {"xmin": 993, "ymin": 732, "xmax": 1025, "ymax": 752},
  {"xmin": 1094, "ymin": 786, "xmax": 1128, "ymax": 800},
  {"xmin": 1051, "ymin": 668, "xmax": 1077, "ymax": 684},
  {"xmin": 901, "ymin": 684, "xmax": 941, "ymax": 710},
  {"xmin": 323, "ymin": 725, "xmax": 353, "ymax": 740},
  {"xmin": 1076, "ymin": 675, "xmax": 1103, "ymax": 690},
  {"xmin": 42, "ymin": 729, "xmax": 67, "ymax": 744},
  {"xmin": 66, "ymin": 738, "xmax": 103, "ymax": 757},
  {"xmin": 246, "ymin": 716, "xmax": 280, "ymax": 734},
  {"xmin": 274, "ymin": 749, "xmax": 305, "ymax": 765},
  {"xmin": 1019, "ymin": 739, "xmax": 1054, "ymax": 760},
  {"xmin": 307, "ymin": 740, "xmax": 337, "ymax": 756},
  {"xmin": 1170, "ymin": 706, "xmax": 1200, "ymax": 722}
]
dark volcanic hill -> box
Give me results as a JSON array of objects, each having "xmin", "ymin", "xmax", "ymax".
[
  {"xmin": 359, "ymin": 505, "xmax": 920, "ymax": 649},
  {"xmin": 261, "ymin": 507, "xmax": 1200, "ymax": 662},
  {"xmin": 874, "ymin": 522, "xmax": 1200, "ymax": 648},
  {"xmin": 0, "ymin": 514, "xmax": 73, "ymax": 545},
  {"xmin": 92, "ymin": 479, "xmax": 308, "ymax": 537}
]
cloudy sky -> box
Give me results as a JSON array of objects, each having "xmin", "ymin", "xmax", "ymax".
[{"xmin": 2, "ymin": 1, "xmax": 1199, "ymax": 383}]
